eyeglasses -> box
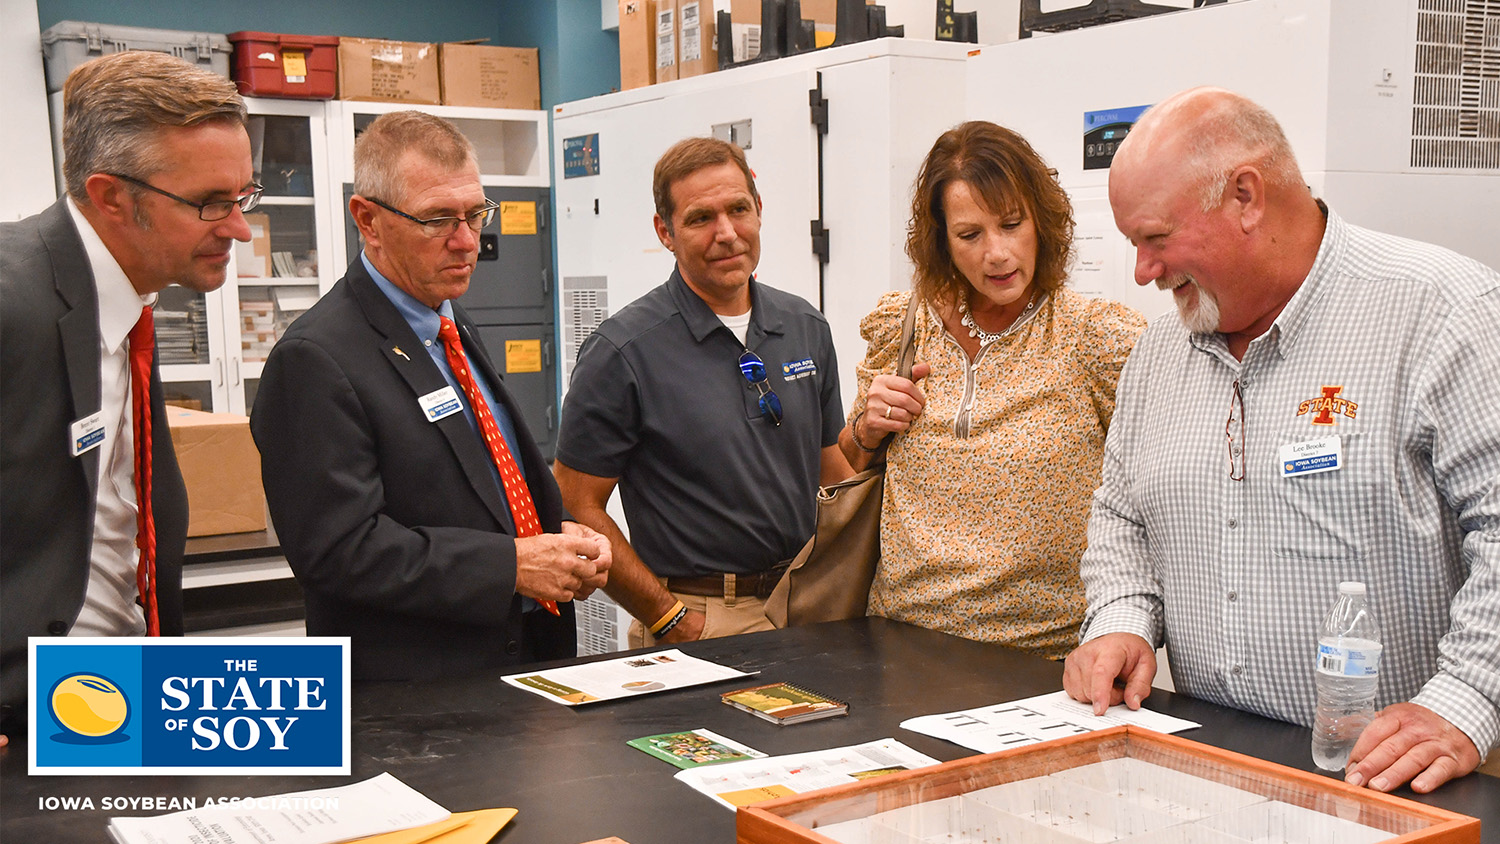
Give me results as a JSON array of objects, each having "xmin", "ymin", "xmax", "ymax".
[
  {"xmin": 366, "ymin": 197, "xmax": 499, "ymax": 238},
  {"xmin": 738, "ymin": 349, "xmax": 783, "ymax": 427},
  {"xmin": 109, "ymin": 173, "xmax": 263, "ymax": 221},
  {"xmin": 1226, "ymin": 379, "xmax": 1245, "ymax": 481}
]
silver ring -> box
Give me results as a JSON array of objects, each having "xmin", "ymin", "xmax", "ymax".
[{"xmin": 883, "ymin": 405, "xmax": 893, "ymax": 419}]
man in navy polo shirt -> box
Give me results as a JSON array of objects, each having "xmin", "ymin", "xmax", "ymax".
[{"xmin": 555, "ymin": 137, "xmax": 850, "ymax": 647}]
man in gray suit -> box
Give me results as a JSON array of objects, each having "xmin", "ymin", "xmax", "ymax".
[{"xmin": 0, "ymin": 51, "xmax": 258, "ymax": 738}]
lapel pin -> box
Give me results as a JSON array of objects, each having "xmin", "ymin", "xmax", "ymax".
[{"xmin": 393, "ymin": 346, "xmax": 411, "ymax": 361}]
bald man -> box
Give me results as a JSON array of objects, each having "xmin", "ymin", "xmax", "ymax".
[{"xmin": 1062, "ymin": 87, "xmax": 1500, "ymax": 794}]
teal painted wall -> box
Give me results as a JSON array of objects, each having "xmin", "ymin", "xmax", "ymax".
[
  {"xmin": 35, "ymin": 0, "xmax": 620, "ymax": 109},
  {"xmin": 553, "ymin": 0, "xmax": 621, "ymax": 103}
]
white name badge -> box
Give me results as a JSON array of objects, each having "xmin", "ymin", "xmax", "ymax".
[
  {"xmin": 417, "ymin": 386, "xmax": 464, "ymax": 422},
  {"xmin": 1279, "ymin": 435, "xmax": 1342, "ymax": 478},
  {"xmin": 70, "ymin": 412, "xmax": 106, "ymax": 457}
]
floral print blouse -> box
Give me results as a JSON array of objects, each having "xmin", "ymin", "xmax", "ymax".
[{"xmin": 855, "ymin": 287, "xmax": 1146, "ymax": 659}]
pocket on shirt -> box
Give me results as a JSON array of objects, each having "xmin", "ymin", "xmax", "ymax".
[{"xmin": 1268, "ymin": 429, "xmax": 1375, "ymax": 561}]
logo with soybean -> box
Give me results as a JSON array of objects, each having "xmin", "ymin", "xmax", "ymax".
[
  {"xmin": 49, "ymin": 673, "xmax": 131, "ymax": 741},
  {"xmin": 29, "ymin": 638, "xmax": 349, "ymax": 775}
]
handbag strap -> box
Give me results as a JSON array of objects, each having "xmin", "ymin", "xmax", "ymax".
[
  {"xmin": 867, "ymin": 293, "xmax": 923, "ymax": 468},
  {"xmin": 894, "ymin": 292, "xmax": 920, "ymax": 381}
]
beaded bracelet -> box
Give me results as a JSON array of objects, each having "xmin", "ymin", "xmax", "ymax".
[{"xmin": 649, "ymin": 600, "xmax": 688, "ymax": 635}]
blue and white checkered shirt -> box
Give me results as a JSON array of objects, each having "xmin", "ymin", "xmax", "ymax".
[{"xmin": 1081, "ymin": 209, "xmax": 1500, "ymax": 757}]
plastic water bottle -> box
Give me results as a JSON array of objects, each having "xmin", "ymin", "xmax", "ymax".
[{"xmin": 1311, "ymin": 581, "xmax": 1383, "ymax": 771}]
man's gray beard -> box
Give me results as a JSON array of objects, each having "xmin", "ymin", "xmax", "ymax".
[{"xmin": 1161, "ymin": 275, "xmax": 1220, "ymax": 334}]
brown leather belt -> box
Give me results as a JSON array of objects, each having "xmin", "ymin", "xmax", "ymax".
[{"xmin": 666, "ymin": 568, "xmax": 787, "ymax": 600}]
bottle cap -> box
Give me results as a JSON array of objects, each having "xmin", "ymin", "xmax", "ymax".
[{"xmin": 1338, "ymin": 581, "xmax": 1366, "ymax": 595}]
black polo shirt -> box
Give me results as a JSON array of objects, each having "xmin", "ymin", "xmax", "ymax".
[{"xmin": 557, "ymin": 269, "xmax": 843, "ymax": 577}]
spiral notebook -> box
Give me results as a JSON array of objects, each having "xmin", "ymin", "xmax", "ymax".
[{"xmin": 720, "ymin": 681, "xmax": 848, "ymax": 725}]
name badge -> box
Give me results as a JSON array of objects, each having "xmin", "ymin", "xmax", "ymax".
[
  {"xmin": 417, "ymin": 386, "xmax": 464, "ymax": 422},
  {"xmin": 781, "ymin": 358, "xmax": 817, "ymax": 381},
  {"xmin": 70, "ymin": 412, "xmax": 106, "ymax": 457},
  {"xmin": 1280, "ymin": 435, "xmax": 1342, "ymax": 478}
]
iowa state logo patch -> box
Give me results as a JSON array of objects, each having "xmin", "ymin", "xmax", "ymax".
[{"xmin": 1296, "ymin": 385, "xmax": 1358, "ymax": 425}]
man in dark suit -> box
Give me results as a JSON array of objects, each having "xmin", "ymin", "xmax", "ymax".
[
  {"xmin": 251, "ymin": 111, "xmax": 610, "ymax": 680},
  {"xmin": 0, "ymin": 52, "xmax": 258, "ymax": 737}
]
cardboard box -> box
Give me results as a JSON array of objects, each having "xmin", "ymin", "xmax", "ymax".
[
  {"xmin": 676, "ymin": 0, "xmax": 718, "ymax": 78},
  {"xmin": 337, "ymin": 37, "xmax": 440, "ymax": 105},
  {"xmin": 165, "ymin": 408, "xmax": 267, "ymax": 537},
  {"xmin": 619, "ymin": 0, "xmax": 656, "ymax": 90},
  {"xmin": 440, "ymin": 43, "xmax": 540, "ymax": 109},
  {"xmin": 726, "ymin": 0, "xmax": 839, "ymax": 62},
  {"xmin": 235, "ymin": 212, "xmax": 272, "ymax": 278},
  {"xmin": 655, "ymin": 2, "xmax": 679, "ymax": 82}
]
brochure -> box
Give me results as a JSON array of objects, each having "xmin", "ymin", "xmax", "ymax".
[
  {"xmin": 627, "ymin": 728, "xmax": 767, "ymax": 769},
  {"xmin": 673, "ymin": 738, "xmax": 940, "ymax": 810},
  {"xmin": 501, "ymin": 649, "xmax": 751, "ymax": 705},
  {"xmin": 720, "ymin": 681, "xmax": 848, "ymax": 725},
  {"xmin": 899, "ymin": 690, "xmax": 1201, "ymax": 754}
]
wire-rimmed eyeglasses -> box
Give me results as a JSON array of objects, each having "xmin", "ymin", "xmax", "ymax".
[
  {"xmin": 109, "ymin": 173, "xmax": 263, "ymax": 221},
  {"xmin": 366, "ymin": 196, "xmax": 500, "ymax": 238},
  {"xmin": 1226, "ymin": 379, "xmax": 1245, "ymax": 481},
  {"xmin": 738, "ymin": 349, "xmax": 783, "ymax": 427}
]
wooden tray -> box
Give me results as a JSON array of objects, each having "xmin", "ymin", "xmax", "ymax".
[{"xmin": 736, "ymin": 726, "xmax": 1479, "ymax": 844}]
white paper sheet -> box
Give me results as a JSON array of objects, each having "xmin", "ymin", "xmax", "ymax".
[
  {"xmin": 673, "ymin": 738, "xmax": 941, "ymax": 810},
  {"xmin": 500, "ymin": 648, "xmax": 751, "ymax": 705},
  {"xmin": 106, "ymin": 772, "xmax": 449, "ymax": 844},
  {"xmin": 900, "ymin": 690, "xmax": 1201, "ymax": 754}
]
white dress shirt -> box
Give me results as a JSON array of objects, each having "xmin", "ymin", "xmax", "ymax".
[{"xmin": 65, "ymin": 198, "xmax": 154, "ymax": 637}]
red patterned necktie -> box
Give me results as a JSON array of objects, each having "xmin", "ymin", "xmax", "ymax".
[
  {"xmin": 436, "ymin": 317, "xmax": 558, "ymax": 615},
  {"xmin": 128, "ymin": 305, "xmax": 160, "ymax": 636}
]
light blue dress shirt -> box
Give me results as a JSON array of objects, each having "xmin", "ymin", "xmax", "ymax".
[{"xmin": 362, "ymin": 253, "xmax": 528, "ymax": 495}]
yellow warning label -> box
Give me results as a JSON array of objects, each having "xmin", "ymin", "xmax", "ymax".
[
  {"xmin": 505, "ymin": 339, "xmax": 542, "ymax": 373},
  {"xmin": 282, "ymin": 50, "xmax": 307, "ymax": 78},
  {"xmin": 500, "ymin": 201, "xmax": 537, "ymax": 235}
]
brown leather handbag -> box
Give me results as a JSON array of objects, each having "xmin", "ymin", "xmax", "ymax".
[{"xmin": 766, "ymin": 293, "xmax": 920, "ymax": 627}]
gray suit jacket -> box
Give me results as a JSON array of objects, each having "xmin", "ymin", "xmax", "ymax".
[{"xmin": 0, "ymin": 199, "xmax": 188, "ymax": 731}]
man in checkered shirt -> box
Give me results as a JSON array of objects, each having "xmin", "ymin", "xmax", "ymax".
[{"xmin": 1063, "ymin": 87, "xmax": 1500, "ymax": 794}]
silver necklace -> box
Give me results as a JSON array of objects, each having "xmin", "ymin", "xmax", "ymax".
[{"xmin": 958, "ymin": 290, "xmax": 1037, "ymax": 346}]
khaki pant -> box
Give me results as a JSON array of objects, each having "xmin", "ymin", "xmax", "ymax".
[{"xmin": 628, "ymin": 589, "xmax": 775, "ymax": 649}]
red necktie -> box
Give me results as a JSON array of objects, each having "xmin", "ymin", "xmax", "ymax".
[
  {"xmin": 436, "ymin": 317, "xmax": 558, "ymax": 615},
  {"xmin": 128, "ymin": 306, "xmax": 160, "ymax": 636}
]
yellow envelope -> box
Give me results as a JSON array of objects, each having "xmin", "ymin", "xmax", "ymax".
[{"xmin": 348, "ymin": 808, "xmax": 517, "ymax": 844}]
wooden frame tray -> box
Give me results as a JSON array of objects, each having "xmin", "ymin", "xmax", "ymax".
[{"xmin": 736, "ymin": 726, "xmax": 1479, "ymax": 844}]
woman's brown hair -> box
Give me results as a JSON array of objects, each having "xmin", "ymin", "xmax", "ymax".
[{"xmin": 906, "ymin": 121, "xmax": 1075, "ymax": 306}]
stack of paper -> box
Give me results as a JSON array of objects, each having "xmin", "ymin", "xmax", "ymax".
[{"xmin": 106, "ymin": 773, "xmax": 512, "ymax": 844}]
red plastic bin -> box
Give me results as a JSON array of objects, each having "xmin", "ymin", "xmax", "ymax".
[{"xmin": 228, "ymin": 31, "xmax": 339, "ymax": 99}]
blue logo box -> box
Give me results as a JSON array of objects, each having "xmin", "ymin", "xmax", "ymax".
[{"xmin": 30, "ymin": 638, "xmax": 350, "ymax": 775}]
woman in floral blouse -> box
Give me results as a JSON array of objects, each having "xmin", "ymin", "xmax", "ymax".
[{"xmin": 840, "ymin": 121, "xmax": 1146, "ymax": 659}]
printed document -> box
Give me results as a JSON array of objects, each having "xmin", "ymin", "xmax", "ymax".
[
  {"xmin": 674, "ymin": 738, "xmax": 940, "ymax": 810},
  {"xmin": 107, "ymin": 772, "xmax": 449, "ymax": 844},
  {"xmin": 501, "ymin": 649, "xmax": 751, "ymax": 705},
  {"xmin": 900, "ymin": 690, "xmax": 1200, "ymax": 754}
]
